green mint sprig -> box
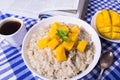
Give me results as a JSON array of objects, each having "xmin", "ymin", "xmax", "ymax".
[{"xmin": 56, "ymin": 30, "xmax": 69, "ymax": 41}]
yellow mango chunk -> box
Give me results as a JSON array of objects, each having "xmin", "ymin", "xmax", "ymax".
[
  {"xmin": 96, "ymin": 13, "xmax": 105, "ymax": 28},
  {"xmin": 48, "ymin": 30, "xmax": 57, "ymax": 39},
  {"xmin": 101, "ymin": 9, "xmax": 111, "ymax": 27},
  {"xmin": 58, "ymin": 25, "xmax": 69, "ymax": 33},
  {"xmin": 101, "ymin": 32, "xmax": 111, "ymax": 39},
  {"xmin": 51, "ymin": 22, "xmax": 60, "ymax": 30},
  {"xmin": 112, "ymin": 26, "xmax": 120, "ymax": 32},
  {"xmin": 55, "ymin": 45, "xmax": 67, "ymax": 62},
  {"xmin": 62, "ymin": 41, "xmax": 74, "ymax": 51},
  {"xmin": 112, "ymin": 32, "xmax": 120, "ymax": 39},
  {"xmin": 77, "ymin": 40, "xmax": 87, "ymax": 53},
  {"xmin": 47, "ymin": 38, "xmax": 59, "ymax": 50},
  {"xmin": 69, "ymin": 33, "xmax": 78, "ymax": 42},
  {"xmin": 97, "ymin": 26, "xmax": 111, "ymax": 33},
  {"xmin": 109, "ymin": 10, "xmax": 120, "ymax": 26},
  {"xmin": 71, "ymin": 25, "xmax": 80, "ymax": 35},
  {"xmin": 37, "ymin": 38, "xmax": 49, "ymax": 49},
  {"xmin": 52, "ymin": 35, "xmax": 60, "ymax": 40}
]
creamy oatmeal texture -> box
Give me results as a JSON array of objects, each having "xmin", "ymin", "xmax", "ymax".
[{"xmin": 27, "ymin": 23, "xmax": 95, "ymax": 80}]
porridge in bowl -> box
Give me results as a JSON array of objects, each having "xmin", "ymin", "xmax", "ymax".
[{"xmin": 26, "ymin": 22, "xmax": 95, "ymax": 80}]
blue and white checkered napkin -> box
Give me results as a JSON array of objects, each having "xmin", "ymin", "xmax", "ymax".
[{"xmin": 0, "ymin": 0, "xmax": 120, "ymax": 80}]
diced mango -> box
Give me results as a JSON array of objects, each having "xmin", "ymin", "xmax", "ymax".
[
  {"xmin": 58, "ymin": 25, "xmax": 69, "ymax": 33},
  {"xmin": 109, "ymin": 10, "xmax": 120, "ymax": 26},
  {"xmin": 112, "ymin": 32, "xmax": 120, "ymax": 39},
  {"xmin": 69, "ymin": 33, "xmax": 78, "ymax": 42},
  {"xmin": 101, "ymin": 32, "xmax": 111, "ymax": 39},
  {"xmin": 51, "ymin": 22, "xmax": 60, "ymax": 30},
  {"xmin": 112, "ymin": 26, "xmax": 120, "ymax": 32},
  {"xmin": 47, "ymin": 38, "xmax": 59, "ymax": 50},
  {"xmin": 102, "ymin": 9, "xmax": 111, "ymax": 27},
  {"xmin": 37, "ymin": 38, "xmax": 49, "ymax": 49},
  {"xmin": 77, "ymin": 40, "xmax": 87, "ymax": 53},
  {"xmin": 96, "ymin": 13, "xmax": 105, "ymax": 28},
  {"xmin": 62, "ymin": 41, "xmax": 74, "ymax": 51},
  {"xmin": 48, "ymin": 30, "xmax": 57, "ymax": 39},
  {"xmin": 97, "ymin": 26, "xmax": 111, "ymax": 33},
  {"xmin": 71, "ymin": 25, "xmax": 80, "ymax": 35},
  {"xmin": 52, "ymin": 35, "xmax": 60, "ymax": 40},
  {"xmin": 55, "ymin": 45, "xmax": 67, "ymax": 62}
]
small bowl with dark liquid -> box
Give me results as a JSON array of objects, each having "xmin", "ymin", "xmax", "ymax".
[
  {"xmin": 0, "ymin": 17, "xmax": 27, "ymax": 47},
  {"xmin": 0, "ymin": 21, "xmax": 21, "ymax": 35}
]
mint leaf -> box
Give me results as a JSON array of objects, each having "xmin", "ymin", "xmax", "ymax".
[
  {"xmin": 62, "ymin": 31, "xmax": 67, "ymax": 36},
  {"xmin": 62, "ymin": 36, "xmax": 69, "ymax": 41},
  {"xmin": 56, "ymin": 30, "xmax": 63, "ymax": 37},
  {"xmin": 56, "ymin": 29, "xmax": 69, "ymax": 42}
]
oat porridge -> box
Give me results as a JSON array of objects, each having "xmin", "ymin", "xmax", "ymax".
[{"xmin": 26, "ymin": 22, "xmax": 95, "ymax": 80}]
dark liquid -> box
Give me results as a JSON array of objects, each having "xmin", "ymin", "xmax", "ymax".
[{"xmin": 0, "ymin": 21, "xmax": 21, "ymax": 35}]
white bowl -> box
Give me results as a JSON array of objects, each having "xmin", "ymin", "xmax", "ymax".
[
  {"xmin": 22, "ymin": 16, "xmax": 101, "ymax": 80},
  {"xmin": 91, "ymin": 11, "xmax": 120, "ymax": 43}
]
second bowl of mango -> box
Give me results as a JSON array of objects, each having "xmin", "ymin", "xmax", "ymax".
[{"xmin": 91, "ymin": 9, "xmax": 120, "ymax": 43}]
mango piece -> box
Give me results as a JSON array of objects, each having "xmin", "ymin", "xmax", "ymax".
[
  {"xmin": 109, "ymin": 10, "xmax": 120, "ymax": 26},
  {"xmin": 47, "ymin": 38, "xmax": 59, "ymax": 50},
  {"xmin": 101, "ymin": 32, "xmax": 111, "ymax": 39},
  {"xmin": 52, "ymin": 35, "xmax": 60, "ymax": 40},
  {"xmin": 96, "ymin": 10, "xmax": 111, "ymax": 33},
  {"xmin": 96, "ymin": 13, "xmax": 105, "ymax": 28},
  {"xmin": 101, "ymin": 9, "xmax": 111, "ymax": 27},
  {"xmin": 58, "ymin": 25, "xmax": 69, "ymax": 33},
  {"xmin": 77, "ymin": 40, "xmax": 87, "ymax": 53},
  {"xmin": 69, "ymin": 33, "xmax": 78, "ymax": 42},
  {"xmin": 51, "ymin": 22, "xmax": 60, "ymax": 30},
  {"xmin": 62, "ymin": 41, "xmax": 74, "ymax": 51},
  {"xmin": 48, "ymin": 30, "xmax": 57, "ymax": 39},
  {"xmin": 97, "ymin": 26, "xmax": 111, "ymax": 33},
  {"xmin": 112, "ymin": 32, "xmax": 120, "ymax": 39},
  {"xmin": 37, "ymin": 38, "xmax": 49, "ymax": 49},
  {"xmin": 71, "ymin": 25, "xmax": 80, "ymax": 35},
  {"xmin": 112, "ymin": 26, "xmax": 120, "ymax": 32},
  {"xmin": 55, "ymin": 45, "xmax": 67, "ymax": 62}
]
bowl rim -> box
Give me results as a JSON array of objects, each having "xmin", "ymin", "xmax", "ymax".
[
  {"xmin": 22, "ymin": 15, "xmax": 101, "ymax": 80},
  {"xmin": 91, "ymin": 10, "xmax": 120, "ymax": 43}
]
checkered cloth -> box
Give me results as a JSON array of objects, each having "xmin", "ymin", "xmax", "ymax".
[{"xmin": 0, "ymin": 0, "xmax": 120, "ymax": 80}]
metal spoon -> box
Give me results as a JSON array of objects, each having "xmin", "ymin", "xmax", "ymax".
[{"xmin": 97, "ymin": 51, "xmax": 114, "ymax": 80}]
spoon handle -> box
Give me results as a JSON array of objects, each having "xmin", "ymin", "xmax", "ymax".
[{"xmin": 97, "ymin": 68, "xmax": 104, "ymax": 80}]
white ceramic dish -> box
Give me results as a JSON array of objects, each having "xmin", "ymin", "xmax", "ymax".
[
  {"xmin": 22, "ymin": 16, "xmax": 101, "ymax": 80},
  {"xmin": 91, "ymin": 11, "xmax": 120, "ymax": 43}
]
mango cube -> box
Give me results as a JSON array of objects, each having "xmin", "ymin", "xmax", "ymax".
[
  {"xmin": 48, "ymin": 30, "xmax": 57, "ymax": 39},
  {"xmin": 47, "ymin": 38, "xmax": 59, "ymax": 50},
  {"xmin": 55, "ymin": 45, "xmax": 67, "ymax": 62},
  {"xmin": 69, "ymin": 33, "xmax": 78, "ymax": 42},
  {"xmin": 62, "ymin": 41, "xmax": 74, "ymax": 51},
  {"xmin": 112, "ymin": 26, "xmax": 120, "ymax": 32},
  {"xmin": 96, "ymin": 13, "xmax": 105, "ymax": 28},
  {"xmin": 52, "ymin": 35, "xmax": 60, "ymax": 40},
  {"xmin": 37, "ymin": 38, "xmax": 49, "ymax": 49},
  {"xmin": 101, "ymin": 32, "xmax": 111, "ymax": 39},
  {"xmin": 112, "ymin": 32, "xmax": 120, "ymax": 39},
  {"xmin": 97, "ymin": 26, "xmax": 111, "ymax": 33},
  {"xmin": 51, "ymin": 22, "xmax": 60, "ymax": 30},
  {"xmin": 102, "ymin": 9, "xmax": 111, "ymax": 27},
  {"xmin": 71, "ymin": 25, "xmax": 80, "ymax": 35},
  {"xmin": 58, "ymin": 25, "xmax": 69, "ymax": 33},
  {"xmin": 77, "ymin": 40, "xmax": 87, "ymax": 53},
  {"xmin": 109, "ymin": 10, "xmax": 120, "ymax": 26}
]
